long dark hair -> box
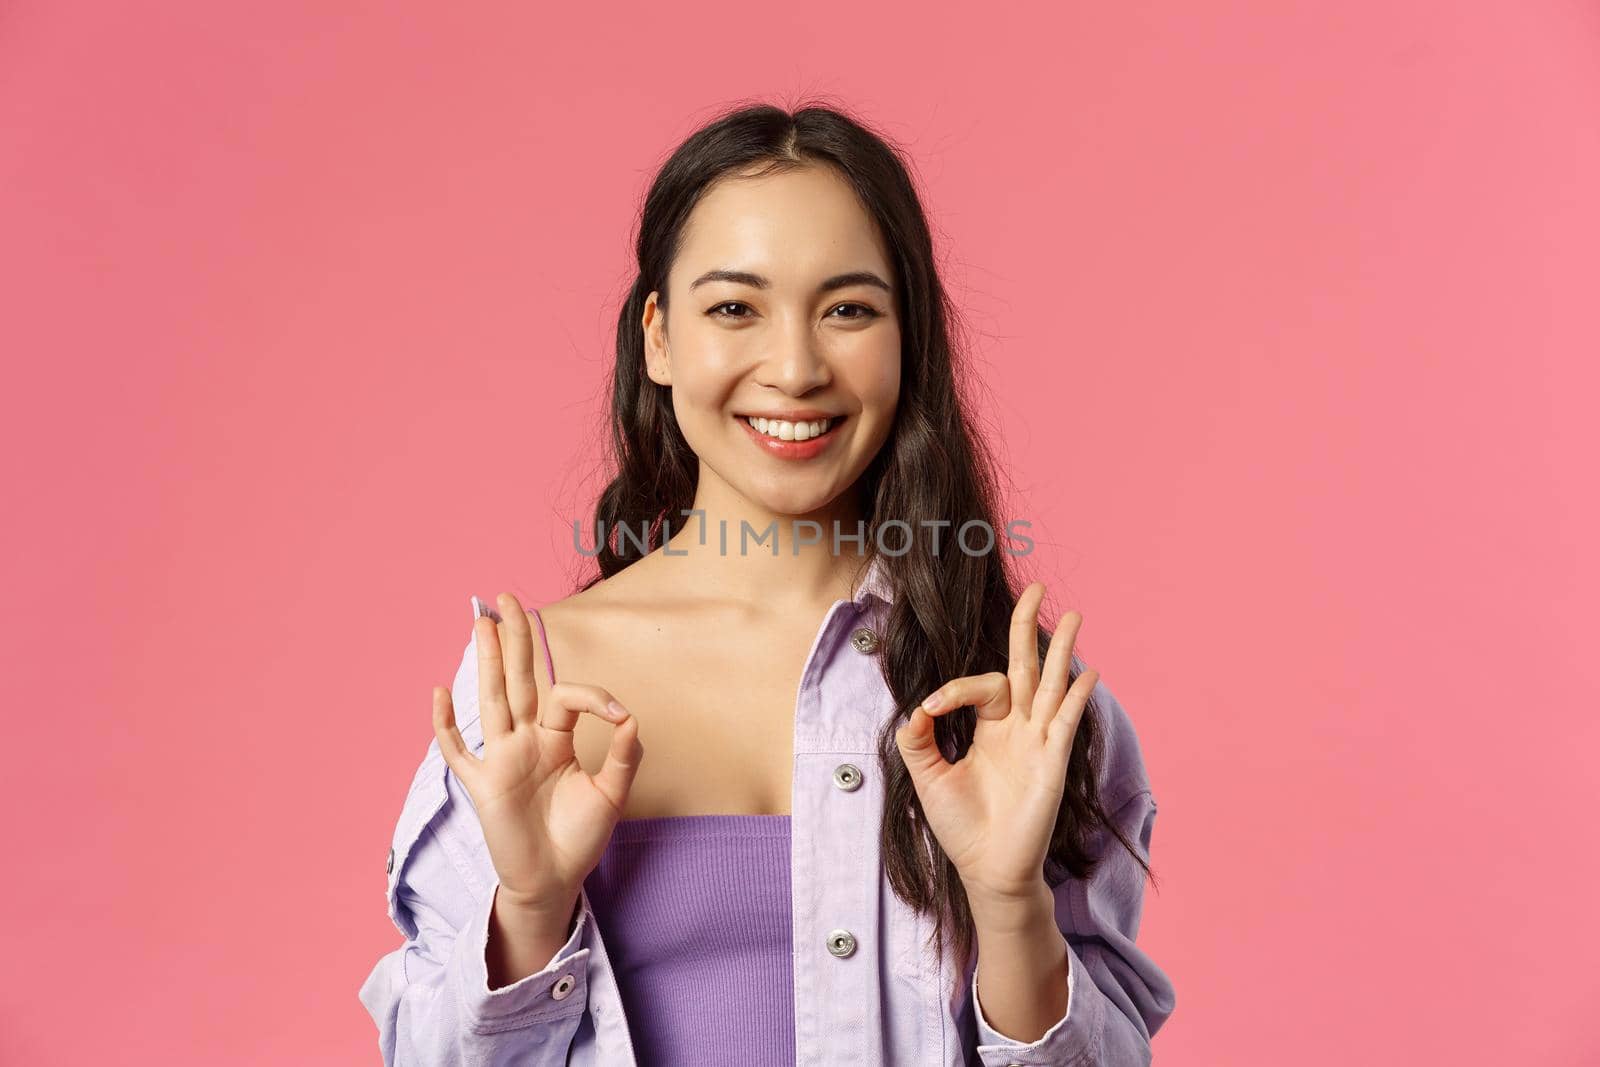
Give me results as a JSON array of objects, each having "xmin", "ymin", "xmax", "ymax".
[{"xmin": 580, "ymin": 98, "xmax": 1156, "ymax": 970}]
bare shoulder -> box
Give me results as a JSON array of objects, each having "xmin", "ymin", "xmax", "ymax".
[{"xmin": 527, "ymin": 559, "xmax": 678, "ymax": 688}]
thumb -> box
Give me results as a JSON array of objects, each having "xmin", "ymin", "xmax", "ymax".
[
  {"xmin": 895, "ymin": 705, "xmax": 947, "ymax": 778},
  {"xmin": 590, "ymin": 711, "xmax": 644, "ymax": 810}
]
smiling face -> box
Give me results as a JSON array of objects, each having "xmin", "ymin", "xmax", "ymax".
[{"xmin": 641, "ymin": 162, "xmax": 902, "ymax": 521}]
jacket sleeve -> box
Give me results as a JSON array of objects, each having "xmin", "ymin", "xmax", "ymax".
[
  {"xmin": 358, "ymin": 622, "xmax": 597, "ymax": 1066},
  {"xmin": 969, "ymin": 679, "xmax": 1178, "ymax": 1066}
]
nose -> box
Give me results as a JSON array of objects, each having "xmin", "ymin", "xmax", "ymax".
[{"xmin": 756, "ymin": 318, "xmax": 833, "ymax": 395}]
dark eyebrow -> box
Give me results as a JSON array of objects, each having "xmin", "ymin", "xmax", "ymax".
[{"xmin": 688, "ymin": 268, "xmax": 894, "ymax": 296}]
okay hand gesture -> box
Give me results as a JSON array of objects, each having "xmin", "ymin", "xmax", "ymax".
[
  {"xmin": 431, "ymin": 593, "xmax": 644, "ymax": 914},
  {"xmin": 893, "ymin": 581, "xmax": 1099, "ymax": 908}
]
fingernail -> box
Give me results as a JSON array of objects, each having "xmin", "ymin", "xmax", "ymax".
[
  {"xmin": 919, "ymin": 692, "xmax": 944, "ymax": 712},
  {"xmin": 604, "ymin": 699, "xmax": 628, "ymax": 721}
]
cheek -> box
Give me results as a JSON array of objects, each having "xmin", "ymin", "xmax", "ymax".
[
  {"xmin": 845, "ymin": 334, "xmax": 902, "ymax": 412},
  {"xmin": 666, "ymin": 334, "xmax": 748, "ymax": 405},
  {"xmin": 667, "ymin": 375, "xmax": 749, "ymax": 446}
]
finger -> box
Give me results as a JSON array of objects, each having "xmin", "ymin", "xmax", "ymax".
[
  {"xmin": 540, "ymin": 682, "xmax": 631, "ymax": 735},
  {"xmin": 493, "ymin": 592, "xmax": 539, "ymax": 730},
  {"xmin": 432, "ymin": 685, "xmax": 479, "ymax": 786},
  {"xmin": 894, "ymin": 704, "xmax": 947, "ymax": 777},
  {"xmin": 918, "ymin": 671, "xmax": 1011, "ymax": 722},
  {"xmin": 1008, "ymin": 582, "xmax": 1047, "ymax": 720},
  {"xmin": 473, "ymin": 615, "xmax": 513, "ymax": 741},
  {"xmin": 1046, "ymin": 667, "xmax": 1099, "ymax": 758},
  {"xmin": 590, "ymin": 712, "xmax": 645, "ymax": 810},
  {"xmin": 1035, "ymin": 611, "xmax": 1083, "ymax": 721},
  {"xmin": 470, "ymin": 594, "xmax": 503, "ymax": 624}
]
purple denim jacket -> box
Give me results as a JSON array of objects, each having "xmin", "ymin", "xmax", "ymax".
[{"xmin": 359, "ymin": 557, "xmax": 1176, "ymax": 1064}]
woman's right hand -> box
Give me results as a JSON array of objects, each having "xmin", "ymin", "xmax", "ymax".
[{"xmin": 431, "ymin": 592, "xmax": 644, "ymax": 915}]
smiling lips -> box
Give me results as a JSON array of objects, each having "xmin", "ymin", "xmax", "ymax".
[
  {"xmin": 742, "ymin": 414, "xmax": 838, "ymax": 441},
  {"xmin": 736, "ymin": 413, "xmax": 845, "ymax": 459}
]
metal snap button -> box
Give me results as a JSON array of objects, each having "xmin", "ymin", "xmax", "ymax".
[
  {"xmin": 849, "ymin": 626, "xmax": 880, "ymax": 654},
  {"xmin": 552, "ymin": 973, "xmax": 577, "ymax": 1000},
  {"xmin": 386, "ymin": 847, "xmax": 394, "ymax": 875},
  {"xmin": 832, "ymin": 763, "xmax": 863, "ymax": 791},
  {"xmin": 826, "ymin": 928, "xmax": 857, "ymax": 958}
]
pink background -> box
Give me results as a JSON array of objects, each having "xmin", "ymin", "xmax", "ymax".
[{"xmin": 3, "ymin": 2, "xmax": 1597, "ymax": 1063}]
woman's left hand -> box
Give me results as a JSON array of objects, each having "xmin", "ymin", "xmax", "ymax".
[{"xmin": 894, "ymin": 581, "xmax": 1098, "ymax": 909}]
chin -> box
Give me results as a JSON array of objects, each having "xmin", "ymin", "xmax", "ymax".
[
  {"xmin": 736, "ymin": 478, "xmax": 843, "ymax": 521},
  {"xmin": 752, "ymin": 491, "xmax": 838, "ymax": 520}
]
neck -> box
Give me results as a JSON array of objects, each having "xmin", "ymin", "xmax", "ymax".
[{"xmin": 655, "ymin": 472, "xmax": 872, "ymax": 610}]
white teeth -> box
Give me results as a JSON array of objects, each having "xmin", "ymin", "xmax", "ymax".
[{"xmin": 745, "ymin": 415, "xmax": 834, "ymax": 441}]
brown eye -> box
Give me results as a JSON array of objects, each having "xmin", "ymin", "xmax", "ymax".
[
  {"xmin": 829, "ymin": 302, "xmax": 879, "ymax": 320},
  {"xmin": 707, "ymin": 301, "xmax": 753, "ymax": 319}
]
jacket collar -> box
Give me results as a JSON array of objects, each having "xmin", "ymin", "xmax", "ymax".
[{"xmin": 853, "ymin": 553, "xmax": 894, "ymax": 608}]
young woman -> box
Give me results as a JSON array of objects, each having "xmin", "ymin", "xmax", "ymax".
[{"xmin": 360, "ymin": 101, "xmax": 1176, "ymax": 1066}]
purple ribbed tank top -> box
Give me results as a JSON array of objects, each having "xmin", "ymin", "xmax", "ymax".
[{"xmin": 529, "ymin": 608, "xmax": 797, "ymax": 1065}]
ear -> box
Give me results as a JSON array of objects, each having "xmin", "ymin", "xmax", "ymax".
[{"xmin": 642, "ymin": 290, "xmax": 672, "ymax": 387}]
